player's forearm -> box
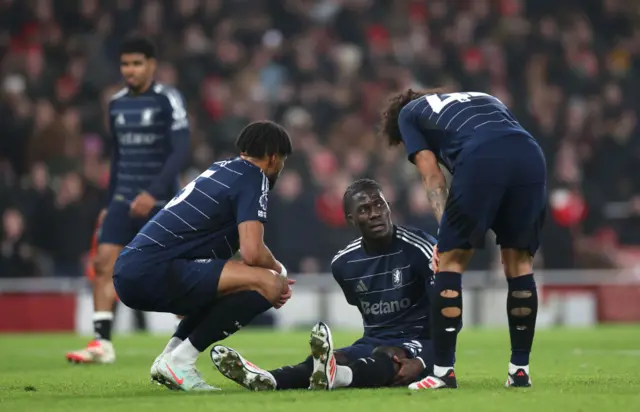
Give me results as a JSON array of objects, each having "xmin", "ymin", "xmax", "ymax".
[
  {"xmin": 421, "ymin": 173, "xmax": 449, "ymax": 224},
  {"xmin": 147, "ymin": 131, "xmax": 191, "ymax": 198},
  {"xmin": 240, "ymin": 243, "xmax": 280, "ymax": 273}
]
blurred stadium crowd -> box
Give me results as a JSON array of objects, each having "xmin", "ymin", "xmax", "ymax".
[{"xmin": 1, "ymin": 0, "xmax": 639, "ymax": 278}]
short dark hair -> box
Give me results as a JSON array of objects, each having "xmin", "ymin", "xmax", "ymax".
[
  {"xmin": 342, "ymin": 178, "xmax": 383, "ymax": 217},
  {"xmin": 235, "ymin": 121, "xmax": 293, "ymax": 158},
  {"xmin": 379, "ymin": 88, "xmax": 447, "ymax": 146},
  {"xmin": 120, "ymin": 36, "xmax": 157, "ymax": 59}
]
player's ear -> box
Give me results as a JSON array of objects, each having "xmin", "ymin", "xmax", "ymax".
[{"xmin": 345, "ymin": 213, "xmax": 356, "ymax": 227}]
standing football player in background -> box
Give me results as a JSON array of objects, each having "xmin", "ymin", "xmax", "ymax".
[
  {"xmin": 66, "ymin": 36, "xmax": 191, "ymax": 364},
  {"xmin": 380, "ymin": 90, "xmax": 546, "ymax": 389},
  {"xmin": 212, "ymin": 179, "xmax": 438, "ymax": 391}
]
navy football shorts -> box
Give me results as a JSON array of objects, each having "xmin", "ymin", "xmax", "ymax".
[
  {"xmin": 98, "ymin": 200, "xmax": 161, "ymax": 247},
  {"xmin": 437, "ymin": 135, "xmax": 547, "ymax": 256},
  {"xmin": 336, "ymin": 336, "xmax": 433, "ymax": 375},
  {"xmin": 113, "ymin": 257, "xmax": 226, "ymax": 316}
]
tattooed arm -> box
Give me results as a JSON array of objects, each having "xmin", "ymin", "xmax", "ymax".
[{"xmin": 413, "ymin": 150, "xmax": 449, "ymax": 224}]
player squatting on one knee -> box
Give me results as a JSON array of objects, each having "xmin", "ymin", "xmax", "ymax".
[
  {"xmin": 212, "ymin": 322, "xmax": 422, "ymax": 391},
  {"xmin": 113, "ymin": 120, "xmax": 294, "ymax": 391},
  {"xmin": 66, "ymin": 35, "xmax": 192, "ymax": 365},
  {"xmin": 380, "ymin": 89, "xmax": 545, "ymax": 388}
]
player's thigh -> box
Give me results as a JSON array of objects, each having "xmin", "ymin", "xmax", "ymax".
[
  {"xmin": 492, "ymin": 183, "xmax": 546, "ymax": 273},
  {"xmin": 115, "ymin": 258, "xmax": 226, "ymax": 315},
  {"xmin": 438, "ymin": 159, "xmax": 506, "ymax": 254},
  {"xmin": 98, "ymin": 202, "xmax": 138, "ymax": 247},
  {"xmin": 217, "ymin": 261, "xmax": 283, "ymax": 303}
]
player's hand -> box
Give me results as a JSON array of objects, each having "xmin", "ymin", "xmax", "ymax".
[
  {"xmin": 274, "ymin": 278, "xmax": 296, "ymax": 309},
  {"xmin": 130, "ymin": 191, "xmax": 156, "ymax": 218},
  {"xmin": 430, "ymin": 245, "xmax": 440, "ymax": 273},
  {"xmin": 392, "ymin": 356, "xmax": 425, "ymax": 386}
]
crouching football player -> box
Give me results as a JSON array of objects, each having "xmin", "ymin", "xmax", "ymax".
[
  {"xmin": 211, "ymin": 179, "xmax": 438, "ymax": 390},
  {"xmin": 113, "ymin": 121, "xmax": 295, "ymax": 391}
]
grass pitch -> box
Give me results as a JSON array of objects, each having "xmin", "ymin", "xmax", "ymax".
[{"xmin": 0, "ymin": 326, "xmax": 639, "ymax": 411}]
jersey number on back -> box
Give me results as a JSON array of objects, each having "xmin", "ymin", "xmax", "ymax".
[
  {"xmin": 165, "ymin": 170, "xmax": 216, "ymax": 209},
  {"xmin": 425, "ymin": 92, "xmax": 490, "ymax": 114}
]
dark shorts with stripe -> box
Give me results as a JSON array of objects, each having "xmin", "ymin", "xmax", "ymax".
[
  {"xmin": 336, "ymin": 336, "xmax": 433, "ymax": 377},
  {"xmin": 113, "ymin": 256, "xmax": 226, "ymax": 316},
  {"xmin": 438, "ymin": 135, "xmax": 547, "ymax": 255}
]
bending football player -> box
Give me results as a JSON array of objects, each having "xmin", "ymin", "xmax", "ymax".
[
  {"xmin": 380, "ymin": 90, "xmax": 545, "ymax": 389},
  {"xmin": 212, "ymin": 179, "xmax": 439, "ymax": 390},
  {"xmin": 113, "ymin": 121, "xmax": 294, "ymax": 391}
]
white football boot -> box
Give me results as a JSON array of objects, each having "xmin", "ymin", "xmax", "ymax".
[
  {"xmin": 66, "ymin": 339, "xmax": 116, "ymax": 364},
  {"xmin": 155, "ymin": 353, "xmax": 220, "ymax": 391},
  {"xmin": 211, "ymin": 345, "xmax": 277, "ymax": 391},
  {"xmin": 308, "ymin": 321, "xmax": 337, "ymax": 390},
  {"xmin": 150, "ymin": 354, "xmax": 162, "ymax": 385}
]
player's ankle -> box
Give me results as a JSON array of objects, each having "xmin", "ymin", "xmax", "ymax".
[
  {"xmin": 508, "ymin": 363, "xmax": 530, "ymax": 375},
  {"xmin": 433, "ymin": 365, "xmax": 453, "ymax": 377},
  {"xmin": 171, "ymin": 338, "xmax": 200, "ymax": 366},
  {"xmin": 334, "ymin": 365, "xmax": 353, "ymax": 388},
  {"xmin": 162, "ymin": 337, "xmax": 183, "ymax": 355}
]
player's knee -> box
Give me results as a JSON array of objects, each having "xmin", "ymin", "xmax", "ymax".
[
  {"xmin": 94, "ymin": 252, "xmax": 116, "ymax": 279},
  {"xmin": 501, "ymin": 249, "xmax": 533, "ymax": 278},
  {"xmin": 438, "ymin": 249, "xmax": 473, "ymax": 273}
]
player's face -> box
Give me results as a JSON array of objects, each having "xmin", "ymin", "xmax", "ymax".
[
  {"xmin": 266, "ymin": 155, "xmax": 287, "ymax": 190},
  {"xmin": 349, "ymin": 190, "xmax": 392, "ymax": 239},
  {"xmin": 120, "ymin": 53, "xmax": 155, "ymax": 91}
]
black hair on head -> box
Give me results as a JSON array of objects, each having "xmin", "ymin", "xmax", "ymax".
[
  {"xmin": 120, "ymin": 36, "xmax": 157, "ymax": 59},
  {"xmin": 235, "ymin": 120, "xmax": 293, "ymax": 158},
  {"xmin": 379, "ymin": 88, "xmax": 447, "ymax": 146},
  {"xmin": 342, "ymin": 178, "xmax": 383, "ymax": 217}
]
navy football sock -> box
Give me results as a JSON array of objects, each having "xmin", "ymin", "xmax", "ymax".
[
  {"xmin": 507, "ymin": 274, "xmax": 538, "ymax": 366},
  {"xmin": 348, "ymin": 352, "xmax": 397, "ymax": 388},
  {"xmin": 188, "ymin": 291, "xmax": 272, "ymax": 352},
  {"xmin": 93, "ymin": 312, "xmax": 114, "ymax": 341},
  {"xmin": 430, "ymin": 271, "xmax": 462, "ymax": 370},
  {"xmin": 173, "ymin": 309, "xmax": 209, "ymax": 341},
  {"xmin": 269, "ymin": 356, "xmax": 313, "ymax": 390}
]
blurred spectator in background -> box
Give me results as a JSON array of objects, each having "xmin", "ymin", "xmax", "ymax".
[
  {"xmin": 0, "ymin": 207, "xmax": 40, "ymax": 277},
  {"xmin": 1, "ymin": 0, "xmax": 639, "ymax": 277}
]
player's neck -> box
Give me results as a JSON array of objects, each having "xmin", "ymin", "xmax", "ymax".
[
  {"xmin": 239, "ymin": 155, "xmax": 268, "ymax": 173},
  {"xmin": 362, "ymin": 234, "xmax": 394, "ymax": 256},
  {"xmin": 129, "ymin": 79, "xmax": 154, "ymax": 95}
]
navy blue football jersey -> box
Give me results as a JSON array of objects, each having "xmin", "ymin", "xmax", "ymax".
[
  {"xmin": 118, "ymin": 157, "xmax": 269, "ymax": 266},
  {"xmin": 398, "ymin": 91, "xmax": 535, "ymax": 172},
  {"xmin": 331, "ymin": 226, "xmax": 436, "ymax": 340},
  {"xmin": 108, "ymin": 83, "xmax": 190, "ymax": 205}
]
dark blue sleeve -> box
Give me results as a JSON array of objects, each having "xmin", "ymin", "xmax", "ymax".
[
  {"xmin": 106, "ymin": 102, "xmax": 119, "ymax": 204},
  {"xmin": 398, "ymin": 101, "xmax": 433, "ymax": 162},
  {"xmin": 233, "ymin": 170, "xmax": 269, "ymax": 224},
  {"xmin": 146, "ymin": 90, "xmax": 191, "ymax": 199},
  {"xmin": 331, "ymin": 261, "xmax": 358, "ymax": 306}
]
